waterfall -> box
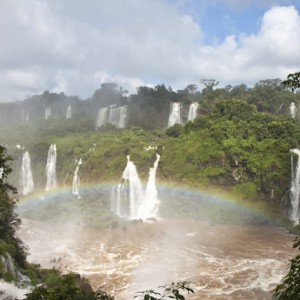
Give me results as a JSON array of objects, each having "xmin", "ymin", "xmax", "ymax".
[
  {"xmin": 188, "ymin": 102, "xmax": 199, "ymax": 121},
  {"xmin": 290, "ymin": 102, "xmax": 297, "ymax": 118},
  {"xmin": 0, "ymin": 280, "xmax": 31, "ymax": 300},
  {"xmin": 107, "ymin": 105, "xmax": 120, "ymax": 128},
  {"xmin": 168, "ymin": 102, "xmax": 181, "ymax": 127},
  {"xmin": 117, "ymin": 105, "xmax": 127, "ymax": 129},
  {"xmin": 96, "ymin": 107, "xmax": 109, "ymax": 129},
  {"xmin": 138, "ymin": 154, "xmax": 160, "ymax": 219},
  {"xmin": 22, "ymin": 108, "xmax": 29, "ymax": 122},
  {"xmin": 111, "ymin": 155, "xmax": 160, "ymax": 220},
  {"xmin": 72, "ymin": 158, "xmax": 82, "ymax": 197},
  {"xmin": 45, "ymin": 144, "xmax": 57, "ymax": 191},
  {"xmin": 66, "ymin": 105, "xmax": 72, "ymax": 119},
  {"xmin": 111, "ymin": 156, "xmax": 144, "ymax": 219},
  {"xmin": 0, "ymin": 252, "xmax": 30, "ymax": 283},
  {"xmin": 0, "ymin": 167, "xmax": 3, "ymax": 179},
  {"xmin": 96, "ymin": 105, "xmax": 127, "ymax": 129},
  {"xmin": 45, "ymin": 107, "xmax": 51, "ymax": 120},
  {"xmin": 19, "ymin": 151, "xmax": 34, "ymax": 195},
  {"xmin": 290, "ymin": 149, "xmax": 300, "ymax": 223}
]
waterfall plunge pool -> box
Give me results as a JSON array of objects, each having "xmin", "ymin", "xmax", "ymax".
[{"xmin": 17, "ymin": 185, "xmax": 296, "ymax": 299}]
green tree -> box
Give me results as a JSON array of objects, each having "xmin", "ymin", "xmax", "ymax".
[
  {"xmin": 282, "ymin": 71, "xmax": 300, "ymax": 92},
  {"xmin": 25, "ymin": 273, "xmax": 115, "ymax": 300},
  {"xmin": 135, "ymin": 281, "xmax": 194, "ymax": 300},
  {"xmin": 273, "ymin": 71, "xmax": 300, "ymax": 298},
  {"xmin": 0, "ymin": 145, "xmax": 27, "ymax": 267},
  {"xmin": 273, "ymin": 235, "xmax": 300, "ymax": 299}
]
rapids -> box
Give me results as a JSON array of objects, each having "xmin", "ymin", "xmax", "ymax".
[{"xmin": 18, "ymin": 217, "xmax": 296, "ymax": 300}]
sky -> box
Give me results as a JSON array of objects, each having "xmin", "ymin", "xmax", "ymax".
[{"xmin": 1, "ymin": 0, "xmax": 300, "ymax": 102}]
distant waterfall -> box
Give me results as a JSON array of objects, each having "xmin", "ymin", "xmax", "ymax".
[
  {"xmin": 66, "ymin": 105, "xmax": 72, "ymax": 119},
  {"xmin": 72, "ymin": 158, "xmax": 82, "ymax": 197},
  {"xmin": 290, "ymin": 102, "xmax": 297, "ymax": 118},
  {"xmin": 117, "ymin": 105, "xmax": 127, "ymax": 129},
  {"xmin": 45, "ymin": 144, "xmax": 57, "ymax": 191},
  {"xmin": 107, "ymin": 105, "xmax": 119, "ymax": 127},
  {"xmin": 168, "ymin": 102, "xmax": 181, "ymax": 127},
  {"xmin": 188, "ymin": 102, "xmax": 199, "ymax": 121},
  {"xmin": 108, "ymin": 105, "xmax": 127, "ymax": 129},
  {"xmin": 19, "ymin": 151, "xmax": 34, "ymax": 195},
  {"xmin": 96, "ymin": 107, "xmax": 109, "ymax": 129},
  {"xmin": 290, "ymin": 149, "xmax": 300, "ymax": 223},
  {"xmin": 22, "ymin": 108, "xmax": 29, "ymax": 122},
  {"xmin": 96, "ymin": 105, "xmax": 127, "ymax": 129},
  {"xmin": 111, "ymin": 155, "xmax": 160, "ymax": 220},
  {"xmin": 0, "ymin": 167, "xmax": 3, "ymax": 179},
  {"xmin": 45, "ymin": 107, "xmax": 52, "ymax": 120}
]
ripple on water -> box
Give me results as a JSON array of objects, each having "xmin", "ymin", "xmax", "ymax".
[{"xmin": 18, "ymin": 219, "xmax": 296, "ymax": 300}]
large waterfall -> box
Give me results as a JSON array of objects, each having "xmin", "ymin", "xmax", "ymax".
[
  {"xmin": 111, "ymin": 155, "xmax": 160, "ymax": 220},
  {"xmin": 45, "ymin": 144, "xmax": 57, "ymax": 191},
  {"xmin": 168, "ymin": 102, "xmax": 181, "ymax": 127},
  {"xmin": 188, "ymin": 102, "xmax": 199, "ymax": 121},
  {"xmin": 66, "ymin": 105, "xmax": 72, "ymax": 119},
  {"xmin": 96, "ymin": 105, "xmax": 127, "ymax": 129},
  {"xmin": 72, "ymin": 158, "xmax": 82, "ymax": 197},
  {"xmin": 290, "ymin": 149, "xmax": 300, "ymax": 223},
  {"xmin": 19, "ymin": 151, "xmax": 34, "ymax": 195}
]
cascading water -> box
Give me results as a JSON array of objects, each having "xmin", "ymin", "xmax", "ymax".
[
  {"xmin": 66, "ymin": 105, "xmax": 72, "ymax": 119},
  {"xmin": 72, "ymin": 158, "xmax": 82, "ymax": 197},
  {"xmin": 107, "ymin": 105, "xmax": 119, "ymax": 128},
  {"xmin": 22, "ymin": 108, "xmax": 29, "ymax": 122},
  {"xmin": 138, "ymin": 154, "xmax": 160, "ymax": 219},
  {"xmin": 111, "ymin": 156, "xmax": 144, "ymax": 219},
  {"xmin": 290, "ymin": 102, "xmax": 297, "ymax": 118},
  {"xmin": 45, "ymin": 144, "xmax": 57, "ymax": 191},
  {"xmin": 111, "ymin": 155, "xmax": 160, "ymax": 220},
  {"xmin": 117, "ymin": 105, "xmax": 127, "ymax": 129},
  {"xmin": 45, "ymin": 107, "xmax": 51, "ymax": 120},
  {"xmin": 0, "ymin": 252, "xmax": 30, "ymax": 282},
  {"xmin": 96, "ymin": 107, "xmax": 109, "ymax": 129},
  {"xmin": 0, "ymin": 167, "xmax": 3, "ymax": 179},
  {"xmin": 290, "ymin": 149, "xmax": 300, "ymax": 223},
  {"xmin": 188, "ymin": 102, "xmax": 199, "ymax": 121},
  {"xmin": 96, "ymin": 105, "xmax": 127, "ymax": 129},
  {"xmin": 167, "ymin": 102, "xmax": 181, "ymax": 127},
  {"xmin": 19, "ymin": 151, "xmax": 34, "ymax": 195}
]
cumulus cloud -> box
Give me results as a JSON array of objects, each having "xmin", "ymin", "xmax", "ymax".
[
  {"xmin": 0, "ymin": 1, "xmax": 299, "ymax": 101},
  {"xmin": 185, "ymin": 5, "xmax": 300, "ymax": 87}
]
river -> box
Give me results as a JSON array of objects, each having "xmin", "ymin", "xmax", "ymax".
[{"xmin": 18, "ymin": 217, "xmax": 296, "ymax": 300}]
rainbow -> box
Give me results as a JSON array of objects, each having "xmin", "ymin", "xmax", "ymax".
[{"xmin": 17, "ymin": 181, "xmax": 290, "ymax": 228}]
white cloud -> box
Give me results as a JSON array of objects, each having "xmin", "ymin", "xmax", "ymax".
[
  {"xmin": 186, "ymin": 5, "xmax": 300, "ymax": 88},
  {"xmin": 0, "ymin": 1, "xmax": 300, "ymax": 101}
]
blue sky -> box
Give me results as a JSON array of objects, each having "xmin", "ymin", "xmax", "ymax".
[
  {"xmin": 1, "ymin": 0, "xmax": 300, "ymax": 102},
  {"xmin": 179, "ymin": 1, "xmax": 299, "ymax": 39}
]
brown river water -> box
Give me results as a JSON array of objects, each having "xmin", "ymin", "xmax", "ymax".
[{"xmin": 18, "ymin": 218, "xmax": 297, "ymax": 300}]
